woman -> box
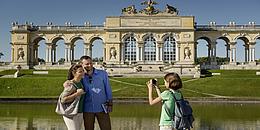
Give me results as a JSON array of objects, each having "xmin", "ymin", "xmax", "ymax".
[
  {"xmin": 60, "ymin": 64, "xmax": 85, "ymax": 130},
  {"xmin": 147, "ymin": 73, "xmax": 183, "ymax": 130}
]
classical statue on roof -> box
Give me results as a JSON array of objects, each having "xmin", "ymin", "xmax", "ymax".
[
  {"xmin": 122, "ymin": 5, "xmax": 137, "ymax": 14},
  {"xmin": 165, "ymin": 4, "xmax": 179, "ymax": 15},
  {"xmin": 140, "ymin": 0, "xmax": 159, "ymax": 15},
  {"xmin": 121, "ymin": 0, "xmax": 179, "ymax": 16}
]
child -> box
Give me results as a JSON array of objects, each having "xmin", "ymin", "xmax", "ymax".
[{"xmin": 147, "ymin": 72, "xmax": 183, "ymax": 130}]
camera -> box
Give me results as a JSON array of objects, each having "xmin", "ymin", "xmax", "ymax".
[{"xmin": 152, "ymin": 79, "xmax": 157, "ymax": 85}]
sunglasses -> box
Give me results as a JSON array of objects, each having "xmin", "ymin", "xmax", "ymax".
[{"xmin": 89, "ymin": 76, "xmax": 93, "ymax": 84}]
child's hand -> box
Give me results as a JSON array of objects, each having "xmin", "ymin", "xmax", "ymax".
[{"xmin": 146, "ymin": 80, "xmax": 153, "ymax": 89}]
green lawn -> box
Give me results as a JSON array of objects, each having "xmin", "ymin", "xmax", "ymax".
[{"xmin": 0, "ymin": 69, "xmax": 259, "ymax": 98}]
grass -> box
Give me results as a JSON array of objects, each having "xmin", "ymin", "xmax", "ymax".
[{"xmin": 0, "ymin": 69, "xmax": 260, "ymax": 98}]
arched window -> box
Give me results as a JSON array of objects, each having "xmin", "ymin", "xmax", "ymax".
[
  {"xmin": 144, "ymin": 36, "xmax": 156, "ymax": 61},
  {"xmin": 164, "ymin": 37, "xmax": 176, "ymax": 62},
  {"xmin": 124, "ymin": 36, "xmax": 136, "ymax": 62}
]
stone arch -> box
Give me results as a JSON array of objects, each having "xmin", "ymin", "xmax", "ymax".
[
  {"xmin": 51, "ymin": 36, "xmax": 66, "ymax": 44},
  {"xmin": 196, "ymin": 36, "xmax": 212, "ymax": 43},
  {"xmin": 88, "ymin": 35, "xmax": 104, "ymax": 62},
  {"xmin": 196, "ymin": 36, "xmax": 212, "ymax": 64},
  {"xmin": 161, "ymin": 33, "xmax": 179, "ymax": 42},
  {"xmin": 122, "ymin": 32, "xmax": 137, "ymax": 42},
  {"xmin": 141, "ymin": 33, "xmax": 158, "ymax": 41},
  {"xmin": 253, "ymin": 34, "xmax": 260, "ymax": 41},
  {"xmin": 220, "ymin": 33, "xmax": 232, "ymax": 42},
  {"xmin": 31, "ymin": 35, "xmax": 47, "ymax": 44},
  {"xmin": 234, "ymin": 37, "xmax": 250, "ymax": 62},
  {"xmin": 31, "ymin": 36, "xmax": 48, "ymax": 65},
  {"xmin": 88, "ymin": 35, "xmax": 104, "ymax": 43},
  {"xmin": 217, "ymin": 36, "xmax": 230, "ymax": 43},
  {"xmin": 216, "ymin": 36, "xmax": 230, "ymax": 64},
  {"xmin": 69, "ymin": 36, "xmax": 86, "ymax": 44},
  {"xmin": 121, "ymin": 33, "xmax": 137, "ymax": 63},
  {"xmin": 234, "ymin": 34, "xmax": 251, "ymax": 42},
  {"xmin": 236, "ymin": 37, "xmax": 249, "ymax": 44}
]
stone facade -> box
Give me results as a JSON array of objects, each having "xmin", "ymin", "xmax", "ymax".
[{"xmin": 9, "ymin": 1, "xmax": 260, "ymax": 74}]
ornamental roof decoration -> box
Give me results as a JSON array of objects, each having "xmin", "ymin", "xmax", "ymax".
[{"xmin": 122, "ymin": 0, "xmax": 179, "ymax": 16}]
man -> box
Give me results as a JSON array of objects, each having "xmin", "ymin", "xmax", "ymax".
[{"xmin": 79, "ymin": 56, "xmax": 113, "ymax": 130}]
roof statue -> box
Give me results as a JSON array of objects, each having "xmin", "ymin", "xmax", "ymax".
[
  {"xmin": 140, "ymin": 0, "xmax": 159, "ymax": 15},
  {"xmin": 122, "ymin": 5, "xmax": 137, "ymax": 14},
  {"xmin": 121, "ymin": 0, "xmax": 179, "ymax": 16},
  {"xmin": 165, "ymin": 4, "xmax": 179, "ymax": 15}
]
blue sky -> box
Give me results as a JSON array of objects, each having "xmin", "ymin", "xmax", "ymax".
[{"xmin": 1, "ymin": 0, "xmax": 260, "ymax": 62}]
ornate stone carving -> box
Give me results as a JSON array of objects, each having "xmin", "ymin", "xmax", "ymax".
[
  {"xmin": 17, "ymin": 35, "xmax": 24, "ymax": 40},
  {"xmin": 140, "ymin": 0, "xmax": 159, "ymax": 15},
  {"xmin": 18, "ymin": 48, "xmax": 25, "ymax": 61},
  {"xmin": 165, "ymin": 4, "xmax": 178, "ymax": 15},
  {"xmin": 122, "ymin": 5, "xmax": 137, "ymax": 14},
  {"xmin": 110, "ymin": 47, "xmax": 117, "ymax": 60},
  {"xmin": 184, "ymin": 47, "xmax": 191, "ymax": 60}
]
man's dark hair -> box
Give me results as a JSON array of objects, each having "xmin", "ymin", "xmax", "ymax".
[{"xmin": 79, "ymin": 55, "xmax": 92, "ymax": 63}]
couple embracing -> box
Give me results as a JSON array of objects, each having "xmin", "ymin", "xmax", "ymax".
[{"xmin": 57, "ymin": 55, "xmax": 113, "ymax": 130}]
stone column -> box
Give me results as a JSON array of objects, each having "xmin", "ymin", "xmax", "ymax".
[
  {"xmin": 89, "ymin": 44, "xmax": 92, "ymax": 58},
  {"xmin": 247, "ymin": 48, "xmax": 252, "ymax": 62},
  {"xmin": 29, "ymin": 44, "xmax": 34, "ymax": 63},
  {"xmin": 233, "ymin": 47, "xmax": 236, "ymax": 63},
  {"xmin": 226, "ymin": 44, "xmax": 230, "ymax": 60},
  {"xmin": 84, "ymin": 43, "xmax": 91, "ymax": 56},
  {"xmin": 45, "ymin": 47, "xmax": 49, "ymax": 62},
  {"xmin": 177, "ymin": 43, "xmax": 180, "ymax": 62},
  {"xmin": 34, "ymin": 45, "xmax": 39, "ymax": 63},
  {"xmin": 11, "ymin": 46, "xmax": 14, "ymax": 62},
  {"xmin": 252, "ymin": 48, "xmax": 255, "ymax": 61},
  {"xmin": 45, "ymin": 43, "xmax": 52, "ymax": 63},
  {"xmin": 71, "ymin": 44, "xmax": 75, "ymax": 61},
  {"xmin": 193, "ymin": 42, "xmax": 197, "ymax": 63},
  {"xmin": 160, "ymin": 47, "xmax": 163, "ymax": 61},
  {"xmin": 48, "ymin": 45, "xmax": 52, "ymax": 63},
  {"xmin": 207, "ymin": 44, "xmax": 211, "ymax": 63},
  {"xmin": 157, "ymin": 41, "xmax": 163, "ymax": 62},
  {"xmin": 138, "ymin": 42, "xmax": 144, "ymax": 62},
  {"xmin": 249, "ymin": 43, "xmax": 256, "ymax": 64},
  {"xmin": 211, "ymin": 42, "xmax": 217, "ymax": 65},
  {"xmin": 52, "ymin": 44, "xmax": 57, "ymax": 63},
  {"xmin": 64, "ymin": 47, "xmax": 68, "ymax": 62},
  {"xmin": 64, "ymin": 43, "xmax": 71, "ymax": 64},
  {"xmin": 136, "ymin": 43, "xmax": 139, "ymax": 61},
  {"xmin": 229, "ymin": 43, "xmax": 236, "ymax": 64},
  {"xmin": 213, "ymin": 44, "xmax": 217, "ymax": 62},
  {"xmin": 120, "ymin": 43, "xmax": 125, "ymax": 63}
]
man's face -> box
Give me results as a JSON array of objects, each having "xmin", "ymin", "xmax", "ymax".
[{"xmin": 81, "ymin": 59, "xmax": 93, "ymax": 72}]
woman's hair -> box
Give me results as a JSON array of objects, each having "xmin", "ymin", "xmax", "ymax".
[
  {"xmin": 67, "ymin": 64, "xmax": 83, "ymax": 80},
  {"xmin": 164, "ymin": 72, "xmax": 182, "ymax": 90}
]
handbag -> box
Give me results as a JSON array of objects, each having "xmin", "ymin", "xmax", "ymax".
[{"xmin": 55, "ymin": 83, "xmax": 80, "ymax": 117}]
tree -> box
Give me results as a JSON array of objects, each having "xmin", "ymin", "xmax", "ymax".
[
  {"xmin": 58, "ymin": 58, "xmax": 65, "ymax": 64},
  {"xmin": 0, "ymin": 52, "xmax": 3, "ymax": 59}
]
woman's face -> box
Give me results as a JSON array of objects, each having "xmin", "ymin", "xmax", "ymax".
[
  {"xmin": 164, "ymin": 79, "xmax": 169, "ymax": 88},
  {"xmin": 74, "ymin": 67, "xmax": 84, "ymax": 79}
]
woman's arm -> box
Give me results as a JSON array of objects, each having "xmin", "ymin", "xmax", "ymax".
[
  {"xmin": 61, "ymin": 81, "xmax": 84, "ymax": 103},
  {"xmin": 62, "ymin": 89, "xmax": 84, "ymax": 103},
  {"xmin": 147, "ymin": 80, "xmax": 162, "ymax": 105}
]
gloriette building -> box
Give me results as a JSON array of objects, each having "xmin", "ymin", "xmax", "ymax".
[{"xmin": 9, "ymin": 0, "xmax": 260, "ymax": 75}]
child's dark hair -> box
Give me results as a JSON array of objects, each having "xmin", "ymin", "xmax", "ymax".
[
  {"xmin": 164, "ymin": 72, "xmax": 182, "ymax": 90},
  {"xmin": 67, "ymin": 64, "xmax": 83, "ymax": 80}
]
